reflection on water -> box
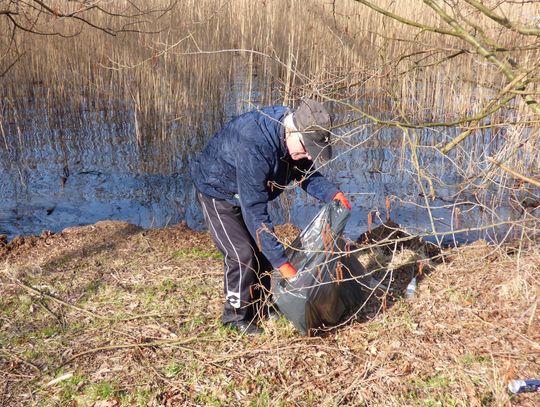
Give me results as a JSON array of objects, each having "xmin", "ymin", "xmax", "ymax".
[
  {"xmin": 1, "ymin": 106, "xmax": 198, "ymax": 239},
  {"xmin": 281, "ymin": 126, "xmax": 522, "ymax": 245},
  {"xmin": 0, "ymin": 95, "xmax": 529, "ymax": 246}
]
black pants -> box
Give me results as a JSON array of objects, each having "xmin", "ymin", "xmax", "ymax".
[{"xmin": 197, "ymin": 191, "xmax": 272, "ymax": 324}]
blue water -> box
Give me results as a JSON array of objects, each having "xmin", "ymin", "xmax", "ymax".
[{"xmin": 0, "ymin": 97, "xmax": 531, "ymax": 246}]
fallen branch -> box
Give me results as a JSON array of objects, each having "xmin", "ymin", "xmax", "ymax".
[
  {"xmin": 6, "ymin": 274, "xmax": 104, "ymax": 320},
  {"xmin": 0, "ymin": 349, "xmax": 42, "ymax": 374},
  {"xmin": 2, "ymin": 268, "xmax": 175, "ymax": 322},
  {"xmin": 58, "ymin": 336, "xmax": 217, "ymax": 368}
]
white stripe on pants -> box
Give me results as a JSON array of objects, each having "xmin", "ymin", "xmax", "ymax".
[{"xmin": 197, "ymin": 191, "xmax": 271, "ymax": 323}]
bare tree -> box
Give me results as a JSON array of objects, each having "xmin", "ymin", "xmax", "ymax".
[
  {"xmin": 316, "ymin": 0, "xmax": 540, "ymax": 245},
  {"xmin": 350, "ymin": 0, "xmax": 540, "ymax": 154},
  {"xmin": 0, "ymin": 0, "xmax": 176, "ymax": 76}
]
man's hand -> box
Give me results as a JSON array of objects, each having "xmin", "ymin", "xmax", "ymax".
[
  {"xmin": 333, "ymin": 191, "xmax": 352, "ymax": 210},
  {"xmin": 278, "ymin": 262, "xmax": 298, "ymax": 279}
]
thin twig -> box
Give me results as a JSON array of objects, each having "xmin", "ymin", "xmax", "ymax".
[
  {"xmin": 58, "ymin": 336, "xmax": 218, "ymax": 368},
  {"xmin": 487, "ymin": 157, "xmax": 540, "ymax": 188},
  {"xmin": 2, "ymin": 269, "xmax": 175, "ymax": 322},
  {"xmin": 0, "ymin": 349, "xmax": 42, "ymax": 374}
]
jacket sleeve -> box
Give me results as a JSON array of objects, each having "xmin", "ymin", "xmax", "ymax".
[
  {"xmin": 294, "ymin": 159, "xmax": 340, "ymax": 202},
  {"xmin": 235, "ymin": 144, "xmax": 289, "ymax": 269}
]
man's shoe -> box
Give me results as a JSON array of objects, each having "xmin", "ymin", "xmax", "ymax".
[{"xmin": 225, "ymin": 320, "xmax": 263, "ymax": 335}]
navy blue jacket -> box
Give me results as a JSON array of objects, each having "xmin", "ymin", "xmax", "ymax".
[{"xmin": 191, "ymin": 105, "xmax": 339, "ymax": 267}]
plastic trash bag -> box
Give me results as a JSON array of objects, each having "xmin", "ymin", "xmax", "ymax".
[{"xmin": 271, "ymin": 201, "xmax": 368, "ymax": 335}]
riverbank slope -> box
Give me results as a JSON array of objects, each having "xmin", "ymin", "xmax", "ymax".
[{"xmin": 1, "ymin": 220, "xmax": 538, "ymax": 406}]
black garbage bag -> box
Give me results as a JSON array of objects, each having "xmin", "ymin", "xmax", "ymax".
[{"xmin": 271, "ymin": 201, "xmax": 368, "ymax": 335}]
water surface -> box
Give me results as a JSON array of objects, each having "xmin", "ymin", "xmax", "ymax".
[{"xmin": 0, "ymin": 94, "xmax": 526, "ymax": 246}]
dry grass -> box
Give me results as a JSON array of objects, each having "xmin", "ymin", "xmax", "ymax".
[{"xmin": 1, "ymin": 221, "xmax": 538, "ymax": 406}]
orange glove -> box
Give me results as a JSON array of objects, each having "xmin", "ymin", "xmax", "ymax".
[
  {"xmin": 278, "ymin": 262, "xmax": 298, "ymax": 279},
  {"xmin": 333, "ymin": 191, "xmax": 352, "ymax": 210}
]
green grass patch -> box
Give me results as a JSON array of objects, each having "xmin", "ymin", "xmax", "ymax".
[
  {"xmin": 56, "ymin": 373, "xmax": 87, "ymax": 404},
  {"xmin": 416, "ymin": 374, "xmax": 454, "ymax": 389},
  {"xmin": 462, "ymin": 352, "xmax": 490, "ymax": 367},
  {"xmin": 419, "ymin": 398, "xmax": 460, "ymax": 407},
  {"xmin": 173, "ymin": 247, "xmax": 222, "ymax": 260},
  {"xmin": 159, "ymin": 278, "xmax": 177, "ymax": 292},
  {"xmin": 404, "ymin": 374, "xmax": 459, "ymax": 406},
  {"xmin": 85, "ymin": 380, "xmax": 122, "ymax": 402},
  {"xmin": 83, "ymin": 278, "xmax": 102, "ymax": 295},
  {"xmin": 444, "ymin": 288, "xmax": 476, "ymax": 305},
  {"xmin": 193, "ymin": 392, "xmax": 226, "ymax": 406},
  {"xmin": 163, "ymin": 361, "xmax": 185, "ymax": 378},
  {"xmin": 365, "ymin": 321, "xmax": 384, "ymax": 341},
  {"xmin": 40, "ymin": 324, "xmax": 62, "ymax": 339},
  {"xmin": 128, "ymin": 388, "xmax": 153, "ymax": 406}
]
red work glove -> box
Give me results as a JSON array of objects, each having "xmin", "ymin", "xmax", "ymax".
[
  {"xmin": 278, "ymin": 262, "xmax": 298, "ymax": 279},
  {"xmin": 333, "ymin": 191, "xmax": 352, "ymax": 210}
]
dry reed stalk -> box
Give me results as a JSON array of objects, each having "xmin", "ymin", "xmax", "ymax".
[{"xmin": 4, "ymin": 0, "xmax": 539, "ymax": 136}]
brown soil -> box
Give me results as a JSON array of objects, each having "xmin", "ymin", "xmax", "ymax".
[{"xmin": 1, "ymin": 221, "xmax": 538, "ymax": 406}]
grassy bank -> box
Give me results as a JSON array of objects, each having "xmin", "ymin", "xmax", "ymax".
[{"xmin": 1, "ymin": 220, "xmax": 538, "ymax": 406}]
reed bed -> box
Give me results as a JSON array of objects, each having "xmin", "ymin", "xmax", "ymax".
[{"xmin": 3, "ymin": 1, "xmax": 540, "ymax": 130}]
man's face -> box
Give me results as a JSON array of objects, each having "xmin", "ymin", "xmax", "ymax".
[{"xmin": 287, "ymin": 132, "xmax": 312, "ymax": 161}]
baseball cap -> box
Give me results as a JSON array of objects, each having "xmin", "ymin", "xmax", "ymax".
[{"xmin": 292, "ymin": 98, "xmax": 332, "ymax": 164}]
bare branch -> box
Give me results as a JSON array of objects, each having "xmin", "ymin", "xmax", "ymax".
[
  {"xmin": 2, "ymin": 1, "xmax": 176, "ymax": 37},
  {"xmin": 488, "ymin": 157, "xmax": 540, "ymax": 188},
  {"xmin": 6, "ymin": 12, "xmax": 76, "ymax": 37},
  {"xmin": 464, "ymin": 0, "xmax": 540, "ymax": 36},
  {"xmin": 0, "ymin": 50, "xmax": 23, "ymax": 77},
  {"xmin": 424, "ymin": 0, "xmax": 540, "ymax": 117},
  {"xmin": 352, "ymin": 0, "xmax": 460, "ymax": 37},
  {"xmin": 439, "ymin": 65, "xmax": 539, "ymax": 154}
]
